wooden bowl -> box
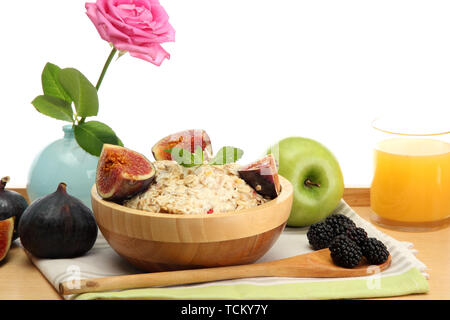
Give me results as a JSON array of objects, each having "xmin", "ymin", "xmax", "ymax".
[{"xmin": 91, "ymin": 176, "xmax": 293, "ymax": 272}]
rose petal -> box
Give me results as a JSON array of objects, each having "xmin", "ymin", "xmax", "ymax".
[
  {"xmin": 88, "ymin": 7, "xmax": 132, "ymax": 44},
  {"xmin": 86, "ymin": 3, "xmax": 111, "ymax": 43},
  {"xmin": 100, "ymin": 0, "xmax": 125, "ymax": 22},
  {"xmin": 106, "ymin": 7, "xmax": 171, "ymax": 41},
  {"xmin": 128, "ymin": 43, "xmax": 170, "ymax": 66}
]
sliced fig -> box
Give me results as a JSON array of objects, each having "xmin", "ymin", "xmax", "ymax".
[
  {"xmin": 238, "ymin": 154, "xmax": 280, "ymax": 199},
  {"xmin": 152, "ymin": 129, "xmax": 213, "ymax": 161},
  {"xmin": 0, "ymin": 176, "xmax": 28, "ymax": 240},
  {"xmin": 0, "ymin": 217, "xmax": 14, "ymax": 262},
  {"xmin": 96, "ymin": 144, "xmax": 156, "ymax": 202}
]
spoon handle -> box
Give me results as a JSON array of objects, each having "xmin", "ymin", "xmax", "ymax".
[{"xmin": 59, "ymin": 262, "xmax": 274, "ymax": 295}]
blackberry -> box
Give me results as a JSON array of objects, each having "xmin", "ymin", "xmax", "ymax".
[
  {"xmin": 329, "ymin": 234, "xmax": 363, "ymax": 268},
  {"xmin": 307, "ymin": 222, "xmax": 335, "ymax": 250},
  {"xmin": 346, "ymin": 227, "xmax": 368, "ymax": 246},
  {"xmin": 361, "ymin": 237, "xmax": 390, "ymax": 265},
  {"xmin": 324, "ymin": 214, "xmax": 356, "ymax": 236}
]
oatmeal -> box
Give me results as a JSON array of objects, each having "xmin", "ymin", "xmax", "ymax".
[{"xmin": 124, "ymin": 160, "xmax": 269, "ymax": 214}]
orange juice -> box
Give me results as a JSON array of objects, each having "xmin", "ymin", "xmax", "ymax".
[{"xmin": 371, "ymin": 138, "xmax": 450, "ymax": 229}]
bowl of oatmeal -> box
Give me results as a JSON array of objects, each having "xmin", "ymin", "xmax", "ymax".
[{"xmin": 91, "ymin": 160, "xmax": 293, "ymax": 272}]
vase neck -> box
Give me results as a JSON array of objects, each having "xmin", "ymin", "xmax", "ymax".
[{"xmin": 63, "ymin": 125, "xmax": 74, "ymax": 139}]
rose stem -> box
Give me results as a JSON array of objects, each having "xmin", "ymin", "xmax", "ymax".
[
  {"xmin": 79, "ymin": 47, "xmax": 117, "ymax": 124},
  {"xmin": 95, "ymin": 47, "xmax": 118, "ymax": 91}
]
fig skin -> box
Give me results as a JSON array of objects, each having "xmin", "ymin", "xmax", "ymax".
[
  {"xmin": 0, "ymin": 217, "xmax": 14, "ymax": 262},
  {"xmin": 96, "ymin": 144, "xmax": 156, "ymax": 203},
  {"xmin": 0, "ymin": 177, "xmax": 28, "ymax": 240},
  {"xmin": 18, "ymin": 183, "xmax": 98, "ymax": 259},
  {"xmin": 152, "ymin": 129, "xmax": 213, "ymax": 161},
  {"xmin": 238, "ymin": 154, "xmax": 280, "ymax": 199}
]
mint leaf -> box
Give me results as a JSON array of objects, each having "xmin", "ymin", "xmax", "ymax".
[
  {"xmin": 164, "ymin": 147, "xmax": 190, "ymax": 166},
  {"xmin": 58, "ymin": 68, "xmax": 99, "ymax": 118},
  {"xmin": 41, "ymin": 63, "xmax": 72, "ymax": 103},
  {"xmin": 31, "ymin": 95, "xmax": 73, "ymax": 122},
  {"xmin": 164, "ymin": 146, "xmax": 204, "ymax": 167},
  {"xmin": 192, "ymin": 146, "xmax": 204, "ymax": 165},
  {"xmin": 209, "ymin": 146, "xmax": 244, "ymax": 165},
  {"xmin": 166, "ymin": 146, "xmax": 244, "ymax": 167},
  {"xmin": 73, "ymin": 121, "xmax": 122, "ymax": 156}
]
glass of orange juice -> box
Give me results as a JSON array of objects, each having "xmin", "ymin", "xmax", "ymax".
[{"xmin": 370, "ymin": 117, "xmax": 450, "ymax": 231}]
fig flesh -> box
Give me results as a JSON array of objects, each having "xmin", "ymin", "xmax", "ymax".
[
  {"xmin": 0, "ymin": 176, "xmax": 28, "ymax": 240},
  {"xmin": 152, "ymin": 129, "xmax": 213, "ymax": 161},
  {"xmin": 18, "ymin": 183, "xmax": 98, "ymax": 259},
  {"xmin": 238, "ymin": 154, "xmax": 280, "ymax": 199},
  {"xmin": 96, "ymin": 144, "xmax": 156, "ymax": 202},
  {"xmin": 0, "ymin": 217, "xmax": 14, "ymax": 262}
]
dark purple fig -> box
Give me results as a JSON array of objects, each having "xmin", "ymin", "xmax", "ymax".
[
  {"xmin": 18, "ymin": 183, "xmax": 98, "ymax": 259},
  {"xmin": 0, "ymin": 176, "xmax": 28, "ymax": 240},
  {"xmin": 239, "ymin": 154, "xmax": 280, "ymax": 199}
]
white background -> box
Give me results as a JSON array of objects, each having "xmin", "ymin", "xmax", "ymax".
[{"xmin": 1, "ymin": 0, "xmax": 449, "ymax": 187}]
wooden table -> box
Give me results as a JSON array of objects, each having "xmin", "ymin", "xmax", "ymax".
[{"xmin": 0, "ymin": 188, "xmax": 448, "ymax": 300}]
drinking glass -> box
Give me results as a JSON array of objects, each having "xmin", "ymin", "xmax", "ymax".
[{"xmin": 370, "ymin": 116, "xmax": 449, "ymax": 231}]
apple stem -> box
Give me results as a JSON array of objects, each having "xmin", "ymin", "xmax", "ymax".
[{"xmin": 304, "ymin": 179, "xmax": 320, "ymax": 188}]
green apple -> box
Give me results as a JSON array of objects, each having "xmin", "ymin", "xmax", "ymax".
[{"xmin": 268, "ymin": 137, "xmax": 344, "ymax": 227}]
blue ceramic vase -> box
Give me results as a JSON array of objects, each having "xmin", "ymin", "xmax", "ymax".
[{"xmin": 27, "ymin": 125, "xmax": 99, "ymax": 209}]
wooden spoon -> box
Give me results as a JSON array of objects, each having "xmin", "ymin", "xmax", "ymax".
[{"xmin": 59, "ymin": 248, "xmax": 391, "ymax": 295}]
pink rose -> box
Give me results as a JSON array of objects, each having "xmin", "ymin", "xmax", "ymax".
[{"xmin": 85, "ymin": 0, "xmax": 175, "ymax": 66}]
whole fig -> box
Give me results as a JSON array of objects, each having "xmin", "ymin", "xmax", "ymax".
[{"xmin": 19, "ymin": 183, "xmax": 98, "ymax": 259}]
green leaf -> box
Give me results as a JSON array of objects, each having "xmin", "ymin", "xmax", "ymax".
[
  {"xmin": 209, "ymin": 146, "xmax": 244, "ymax": 165},
  {"xmin": 192, "ymin": 146, "xmax": 204, "ymax": 165},
  {"xmin": 164, "ymin": 146, "xmax": 204, "ymax": 167},
  {"xmin": 164, "ymin": 146, "xmax": 244, "ymax": 167},
  {"xmin": 58, "ymin": 68, "xmax": 99, "ymax": 118},
  {"xmin": 31, "ymin": 95, "xmax": 73, "ymax": 122},
  {"xmin": 73, "ymin": 121, "xmax": 122, "ymax": 156},
  {"xmin": 41, "ymin": 63, "xmax": 72, "ymax": 102}
]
